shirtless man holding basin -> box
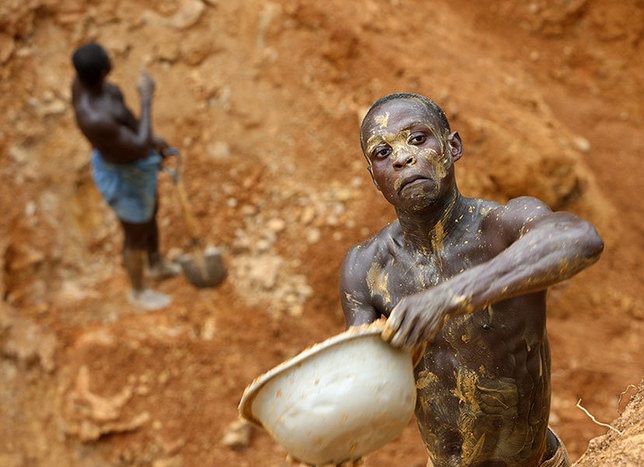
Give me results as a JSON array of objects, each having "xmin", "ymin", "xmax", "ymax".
[{"xmin": 339, "ymin": 93, "xmax": 603, "ymax": 466}]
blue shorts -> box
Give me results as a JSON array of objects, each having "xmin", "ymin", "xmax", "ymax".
[{"xmin": 90, "ymin": 149, "xmax": 162, "ymax": 223}]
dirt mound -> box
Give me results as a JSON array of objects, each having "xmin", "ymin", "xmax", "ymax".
[
  {"xmin": 1, "ymin": 0, "xmax": 642, "ymax": 465},
  {"xmin": 575, "ymin": 380, "xmax": 644, "ymax": 466}
]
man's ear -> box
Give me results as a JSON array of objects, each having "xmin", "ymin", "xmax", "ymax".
[
  {"xmin": 447, "ymin": 131, "xmax": 463, "ymax": 162},
  {"xmin": 367, "ymin": 165, "xmax": 381, "ymax": 191}
]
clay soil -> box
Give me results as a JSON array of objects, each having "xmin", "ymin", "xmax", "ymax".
[{"xmin": 1, "ymin": 1, "xmax": 642, "ymax": 466}]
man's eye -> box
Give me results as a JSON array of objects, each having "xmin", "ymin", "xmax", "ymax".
[
  {"xmin": 374, "ymin": 147, "xmax": 391, "ymax": 159},
  {"xmin": 409, "ymin": 133, "xmax": 427, "ymax": 145}
]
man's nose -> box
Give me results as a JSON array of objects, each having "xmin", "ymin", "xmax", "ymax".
[{"xmin": 392, "ymin": 149, "xmax": 416, "ymax": 168}]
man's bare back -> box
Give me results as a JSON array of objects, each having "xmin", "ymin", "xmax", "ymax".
[{"xmin": 340, "ymin": 93, "xmax": 603, "ymax": 466}]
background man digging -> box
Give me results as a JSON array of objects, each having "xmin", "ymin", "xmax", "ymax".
[{"xmin": 71, "ymin": 43, "xmax": 180, "ymax": 310}]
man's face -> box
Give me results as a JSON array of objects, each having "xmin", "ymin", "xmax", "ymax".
[{"xmin": 361, "ymin": 98, "xmax": 460, "ymax": 211}]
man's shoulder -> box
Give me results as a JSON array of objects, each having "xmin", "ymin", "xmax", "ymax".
[
  {"xmin": 479, "ymin": 196, "xmax": 554, "ymax": 241},
  {"xmin": 344, "ymin": 221, "xmax": 401, "ymax": 262},
  {"xmin": 104, "ymin": 82, "xmax": 124, "ymax": 97},
  {"xmin": 484, "ymin": 196, "xmax": 552, "ymax": 223},
  {"xmin": 355, "ymin": 221, "xmax": 400, "ymax": 248},
  {"xmin": 340, "ymin": 222, "xmax": 400, "ymax": 293},
  {"xmin": 72, "ymin": 88, "xmax": 116, "ymax": 130},
  {"xmin": 75, "ymin": 106, "xmax": 113, "ymax": 134},
  {"xmin": 505, "ymin": 195, "xmax": 551, "ymax": 211}
]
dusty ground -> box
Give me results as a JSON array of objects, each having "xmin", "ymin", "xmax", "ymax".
[{"xmin": 1, "ymin": 0, "xmax": 642, "ymax": 466}]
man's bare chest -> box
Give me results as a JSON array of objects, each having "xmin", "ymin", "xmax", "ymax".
[{"xmin": 368, "ymin": 242, "xmax": 484, "ymax": 315}]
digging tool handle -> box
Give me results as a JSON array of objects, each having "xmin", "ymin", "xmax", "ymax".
[
  {"xmin": 175, "ymin": 177, "xmax": 203, "ymax": 250},
  {"xmin": 163, "ymin": 149, "xmax": 203, "ymax": 251}
]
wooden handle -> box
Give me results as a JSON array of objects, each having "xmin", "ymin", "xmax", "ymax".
[{"xmin": 175, "ymin": 178, "xmax": 202, "ymax": 249}]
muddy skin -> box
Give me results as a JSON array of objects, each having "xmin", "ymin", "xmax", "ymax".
[{"xmin": 340, "ymin": 93, "xmax": 603, "ymax": 466}]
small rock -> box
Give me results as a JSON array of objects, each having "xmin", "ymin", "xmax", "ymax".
[
  {"xmin": 267, "ymin": 218, "xmax": 286, "ymax": 233},
  {"xmin": 571, "ymin": 135, "xmax": 591, "ymax": 153},
  {"xmin": 334, "ymin": 188, "xmax": 353, "ymax": 202},
  {"xmin": 207, "ymin": 141, "xmax": 231, "ymax": 159},
  {"xmin": 0, "ymin": 32, "xmax": 15, "ymax": 64},
  {"xmin": 169, "ymin": 0, "xmax": 205, "ymax": 30},
  {"xmin": 306, "ymin": 228, "xmax": 321, "ymax": 244},
  {"xmin": 201, "ymin": 317, "xmax": 216, "ymax": 340},
  {"xmin": 222, "ymin": 419, "xmax": 252, "ymax": 449}
]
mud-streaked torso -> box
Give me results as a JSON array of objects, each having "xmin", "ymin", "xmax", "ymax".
[{"xmin": 350, "ymin": 199, "xmax": 551, "ymax": 466}]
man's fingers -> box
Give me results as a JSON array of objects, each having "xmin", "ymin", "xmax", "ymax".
[
  {"xmin": 389, "ymin": 328, "xmax": 407, "ymax": 348},
  {"xmin": 404, "ymin": 318, "xmax": 427, "ymax": 351},
  {"xmin": 386, "ymin": 305, "xmax": 412, "ymax": 348},
  {"xmin": 382, "ymin": 305, "xmax": 402, "ymax": 343},
  {"xmin": 391, "ymin": 308, "xmax": 419, "ymax": 349},
  {"xmin": 137, "ymin": 71, "xmax": 156, "ymax": 98}
]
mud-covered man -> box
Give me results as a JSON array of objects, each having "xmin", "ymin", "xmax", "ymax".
[
  {"xmin": 340, "ymin": 93, "xmax": 603, "ymax": 466},
  {"xmin": 71, "ymin": 43, "xmax": 180, "ymax": 310}
]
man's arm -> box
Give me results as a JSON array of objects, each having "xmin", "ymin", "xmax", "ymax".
[
  {"xmin": 107, "ymin": 84, "xmax": 139, "ymax": 130},
  {"xmin": 78, "ymin": 72, "xmax": 156, "ymax": 163},
  {"xmin": 383, "ymin": 197, "xmax": 604, "ymax": 349},
  {"xmin": 339, "ymin": 246, "xmax": 381, "ymax": 328}
]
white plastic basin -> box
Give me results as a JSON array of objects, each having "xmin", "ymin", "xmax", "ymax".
[{"xmin": 238, "ymin": 322, "xmax": 417, "ymax": 465}]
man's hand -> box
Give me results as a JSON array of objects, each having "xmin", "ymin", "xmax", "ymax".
[
  {"xmin": 153, "ymin": 136, "xmax": 172, "ymax": 155},
  {"xmin": 137, "ymin": 70, "xmax": 155, "ymax": 101},
  {"xmin": 382, "ymin": 283, "xmax": 464, "ymax": 351}
]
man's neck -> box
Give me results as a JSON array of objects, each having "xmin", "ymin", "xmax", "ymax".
[
  {"xmin": 76, "ymin": 77, "xmax": 105, "ymax": 96},
  {"xmin": 396, "ymin": 190, "xmax": 471, "ymax": 254}
]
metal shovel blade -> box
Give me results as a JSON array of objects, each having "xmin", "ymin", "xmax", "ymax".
[{"xmin": 177, "ymin": 247, "xmax": 226, "ymax": 288}]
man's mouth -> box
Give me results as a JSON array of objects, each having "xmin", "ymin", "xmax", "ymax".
[{"xmin": 398, "ymin": 175, "xmax": 427, "ymax": 193}]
